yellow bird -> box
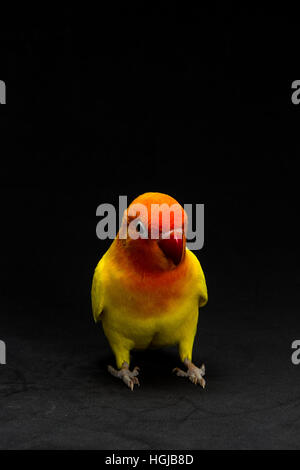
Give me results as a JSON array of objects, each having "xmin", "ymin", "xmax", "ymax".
[{"xmin": 91, "ymin": 192, "xmax": 208, "ymax": 390}]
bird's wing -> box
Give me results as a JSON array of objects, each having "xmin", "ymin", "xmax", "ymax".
[
  {"xmin": 91, "ymin": 255, "xmax": 106, "ymax": 323},
  {"xmin": 186, "ymin": 249, "xmax": 208, "ymax": 308},
  {"xmin": 197, "ymin": 261, "xmax": 208, "ymax": 307}
]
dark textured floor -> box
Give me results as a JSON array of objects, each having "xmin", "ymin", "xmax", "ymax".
[{"xmin": 1, "ymin": 274, "xmax": 300, "ymax": 450}]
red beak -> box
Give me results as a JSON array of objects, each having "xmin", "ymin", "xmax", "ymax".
[{"xmin": 158, "ymin": 230, "xmax": 185, "ymax": 266}]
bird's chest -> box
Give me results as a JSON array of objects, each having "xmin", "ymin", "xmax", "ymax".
[
  {"xmin": 104, "ymin": 273, "xmax": 197, "ymax": 347},
  {"xmin": 106, "ymin": 270, "xmax": 189, "ymax": 319}
]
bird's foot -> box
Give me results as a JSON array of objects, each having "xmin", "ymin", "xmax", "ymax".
[
  {"xmin": 107, "ymin": 362, "xmax": 140, "ymax": 391},
  {"xmin": 173, "ymin": 359, "xmax": 206, "ymax": 388}
]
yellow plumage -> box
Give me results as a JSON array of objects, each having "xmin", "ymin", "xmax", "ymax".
[{"xmin": 92, "ymin": 239, "xmax": 207, "ymax": 369}]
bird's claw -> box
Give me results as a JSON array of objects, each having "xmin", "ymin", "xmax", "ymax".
[
  {"xmin": 173, "ymin": 362, "xmax": 206, "ymax": 388},
  {"xmin": 108, "ymin": 362, "xmax": 140, "ymax": 391}
]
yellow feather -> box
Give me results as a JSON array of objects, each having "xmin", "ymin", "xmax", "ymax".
[{"xmin": 91, "ymin": 243, "xmax": 207, "ymax": 369}]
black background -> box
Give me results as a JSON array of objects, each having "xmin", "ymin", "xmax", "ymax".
[{"xmin": 0, "ymin": 5, "xmax": 300, "ymax": 450}]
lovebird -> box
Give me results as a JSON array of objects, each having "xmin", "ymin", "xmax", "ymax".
[{"xmin": 91, "ymin": 192, "xmax": 208, "ymax": 390}]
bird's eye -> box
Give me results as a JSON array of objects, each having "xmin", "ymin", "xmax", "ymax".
[
  {"xmin": 133, "ymin": 219, "xmax": 148, "ymax": 239},
  {"xmin": 127, "ymin": 218, "xmax": 148, "ymax": 239},
  {"xmin": 135, "ymin": 220, "xmax": 146, "ymax": 235}
]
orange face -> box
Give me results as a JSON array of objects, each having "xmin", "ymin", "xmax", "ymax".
[{"xmin": 118, "ymin": 192, "xmax": 188, "ymax": 272}]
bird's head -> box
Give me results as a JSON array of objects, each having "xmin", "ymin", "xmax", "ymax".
[{"xmin": 117, "ymin": 192, "xmax": 188, "ymax": 272}]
